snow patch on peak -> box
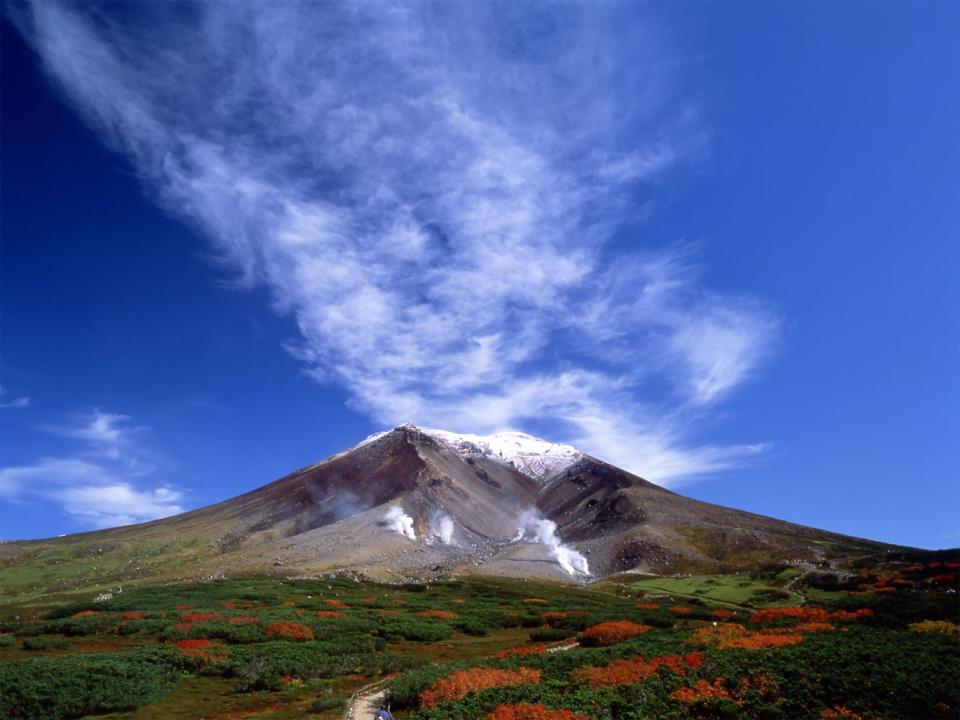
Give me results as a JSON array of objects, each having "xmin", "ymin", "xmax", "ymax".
[{"xmin": 415, "ymin": 426, "xmax": 582, "ymax": 481}]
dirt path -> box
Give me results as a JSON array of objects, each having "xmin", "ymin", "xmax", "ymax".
[
  {"xmin": 344, "ymin": 641, "xmax": 578, "ymax": 719},
  {"xmin": 344, "ymin": 677, "xmax": 390, "ymax": 720}
]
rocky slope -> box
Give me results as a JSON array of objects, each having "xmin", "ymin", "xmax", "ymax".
[{"xmin": 0, "ymin": 425, "xmax": 902, "ymax": 603}]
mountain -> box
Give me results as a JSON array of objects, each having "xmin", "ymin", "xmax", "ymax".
[{"xmin": 0, "ymin": 425, "xmax": 900, "ymax": 603}]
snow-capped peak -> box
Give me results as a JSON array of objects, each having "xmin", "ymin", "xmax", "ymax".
[{"xmin": 413, "ymin": 426, "xmax": 582, "ymax": 481}]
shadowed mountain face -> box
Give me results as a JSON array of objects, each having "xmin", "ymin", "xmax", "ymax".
[{"xmin": 0, "ymin": 425, "xmax": 900, "ymax": 602}]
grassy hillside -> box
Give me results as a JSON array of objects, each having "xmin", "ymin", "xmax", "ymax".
[{"xmin": 0, "ymin": 555, "xmax": 957, "ymax": 720}]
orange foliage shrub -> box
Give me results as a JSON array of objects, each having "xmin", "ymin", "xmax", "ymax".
[
  {"xmin": 314, "ymin": 610, "xmax": 345, "ymax": 618},
  {"xmin": 176, "ymin": 604, "xmax": 192, "ymax": 610},
  {"xmin": 487, "ymin": 704, "xmax": 589, "ymax": 720},
  {"xmin": 670, "ymin": 606, "xmax": 693, "ymax": 615},
  {"xmin": 573, "ymin": 653, "xmax": 703, "ymax": 688},
  {"xmin": 541, "ymin": 612, "xmax": 571, "ymax": 622},
  {"xmin": 420, "ymin": 667, "xmax": 541, "ymax": 708},
  {"xmin": 265, "ymin": 621, "xmax": 314, "ymax": 641},
  {"xmin": 671, "ymin": 678, "xmax": 733, "ymax": 703},
  {"xmin": 324, "ymin": 599, "xmax": 350, "ymax": 610},
  {"xmin": 418, "ymin": 610, "xmax": 458, "ymax": 620},
  {"xmin": 711, "ymin": 609, "xmax": 735, "ymax": 620},
  {"xmin": 72, "ymin": 610, "xmax": 98, "ymax": 618},
  {"xmin": 174, "ymin": 638, "xmax": 229, "ymax": 663},
  {"xmin": 228, "ymin": 615, "xmax": 259, "ymax": 625},
  {"xmin": 635, "ymin": 603, "xmax": 660, "ymax": 610},
  {"xmin": 795, "ymin": 622, "xmax": 835, "ymax": 633},
  {"xmin": 820, "ymin": 706, "xmax": 869, "ymax": 720},
  {"xmin": 749, "ymin": 607, "xmax": 872, "ymax": 624},
  {"xmin": 120, "ymin": 611, "xmax": 145, "ymax": 620},
  {"xmin": 749, "ymin": 607, "xmax": 829, "ymax": 624},
  {"xmin": 523, "ymin": 598, "xmax": 548, "ymax": 604},
  {"xmin": 693, "ymin": 623, "xmax": 804, "ymax": 650},
  {"xmin": 580, "ymin": 621, "xmax": 651, "ymax": 647},
  {"xmin": 180, "ymin": 612, "xmax": 221, "ymax": 624},
  {"xmin": 495, "ymin": 646, "xmax": 547, "ymax": 659},
  {"xmin": 451, "ymin": 599, "xmax": 465, "ymax": 604}
]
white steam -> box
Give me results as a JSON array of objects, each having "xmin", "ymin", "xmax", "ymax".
[
  {"xmin": 384, "ymin": 505, "xmax": 417, "ymax": 540},
  {"xmin": 515, "ymin": 509, "xmax": 590, "ymax": 576},
  {"xmin": 428, "ymin": 512, "xmax": 455, "ymax": 544}
]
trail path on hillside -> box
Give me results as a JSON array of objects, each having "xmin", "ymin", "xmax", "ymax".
[
  {"xmin": 345, "ymin": 677, "xmax": 390, "ymax": 720},
  {"xmin": 344, "ymin": 641, "xmax": 577, "ymax": 719}
]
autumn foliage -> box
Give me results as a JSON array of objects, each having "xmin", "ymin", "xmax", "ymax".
[
  {"xmin": 419, "ymin": 667, "xmax": 541, "ymax": 708},
  {"xmin": 487, "ymin": 704, "xmax": 590, "ymax": 720},
  {"xmin": 264, "ymin": 621, "xmax": 314, "ymax": 641},
  {"xmin": 579, "ymin": 620, "xmax": 652, "ymax": 647},
  {"xmin": 314, "ymin": 610, "xmax": 345, "ymax": 618},
  {"xmin": 692, "ymin": 623, "xmax": 804, "ymax": 650},
  {"xmin": 748, "ymin": 607, "xmax": 872, "ymax": 624},
  {"xmin": 174, "ymin": 638, "xmax": 229, "ymax": 663},
  {"xmin": 417, "ymin": 610, "xmax": 458, "ymax": 620},
  {"xmin": 573, "ymin": 652, "xmax": 703, "ymax": 688},
  {"xmin": 324, "ymin": 599, "xmax": 350, "ymax": 610}
]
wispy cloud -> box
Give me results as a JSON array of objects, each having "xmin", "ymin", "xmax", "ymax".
[
  {"xmin": 13, "ymin": 2, "xmax": 779, "ymax": 484},
  {"xmin": 0, "ymin": 386, "xmax": 30, "ymax": 409},
  {"xmin": 0, "ymin": 412, "xmax": 183, "ymax": 530}
]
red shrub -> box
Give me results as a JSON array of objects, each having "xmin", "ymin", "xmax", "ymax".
[
  {"xmin": 418, "ymin": 610, "xmax": 458, "ymax": 620},
  {"xmin": 523, "ymin": 598, "xmax": 548, "ymax": 604},
  {"xmin": 265, "ymin": 621, "xmax": 314, "ymax": 641},
  {"xmin": 228, "ymin": 615, "xmax": 259, "ymax": 625},
  {"xmin": 120, "ymin": 611, "xmax": 145, "ymax": 620},
  {"xmin": 487, "ymin": 704, "xmax": 589, "ymax": 720},
  {"xmin": 314, "ymin": 610, "xmax": 345, "ymax": 618},
  {"xmin": 711, "ymin": 609, "xmax": 735, "ymax": 620},
  {"xmin": 749, "ymin": 607, "xmax": 829, "ymax": 624},
  {"xmin": 573, "ymin": 653, "xmax": 704, "ymax": 688},
  {"xmin": 324, "ymin": 599, "xmax": 350, "ymax": 610},
  {"xmin": 580, "ymin": 621, "xmax": 651, "ymax": 647},
  {"xmin": 420, "ymin": 667, "xmax": 541, "ymax": 708},
  {"xmin": 670, "ymin": 606, "xmax": 693, "ymax": 615},
  {"xmin": 72, "ymin": 610, "xmax": 97, "ymax": 618},
  {"xmin": 174, "ymin": 638, "xmax": 229, "ymax": 663},
  {"xmin": 693, "ymin": 623, "xmax": 804, "ymax": 650},
  {"xmin": 180, "ymin": 612, "xmax": 221, "ymax": 624},
  {"xmin": 635, "ymin": 603, "xmax": 660, "ymax": 610},
  {"xmin": 671, "ymin": 678, "xmax": 734, "ymax": 703}
]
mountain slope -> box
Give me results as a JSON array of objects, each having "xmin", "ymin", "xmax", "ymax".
[{"xmin": 0, "ymin": 425, "xmax": 901, "ymax": 604}]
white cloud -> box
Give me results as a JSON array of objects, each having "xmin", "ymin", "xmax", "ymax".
[
  {"xmin": 0, "ymin": 386, "xmax": 30, "ymax": 409},
  {"xmin": 50, "ymin": 409, "xmax": 144, "ymax": 461},
  {"xmin": 0, "ymin": 412, "xmax": 183, "ymax": 530},
  {"xmin": 14, "ymin": 3, "xmax": 779, "ymax": 484}
]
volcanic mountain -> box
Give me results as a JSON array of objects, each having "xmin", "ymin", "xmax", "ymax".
[{"xmin": 0, "ymin": 425, "xmax": 898, "ymax": 601}]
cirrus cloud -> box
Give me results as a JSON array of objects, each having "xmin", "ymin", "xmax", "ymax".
[{"xmin": 11, "ymin": 1, "xmax": 779, "ymax": 484}]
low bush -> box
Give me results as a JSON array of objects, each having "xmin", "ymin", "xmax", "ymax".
[
  {"xmin": 22, "ymin": 637, "xmax": 68, "ymax": 651},
  {"xmin": 0, "ymin": 647, "xmax": 178, "ymax": 720}
]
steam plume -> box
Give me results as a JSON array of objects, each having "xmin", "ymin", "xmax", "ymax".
[
  {"xmin": 428, "ymin": 512, "xmax": 455, "ymax": 544},
  {"xmin": 515, "ymin": 509, "xmax": 590, "ymax": 576},
  {"xmin": 384, "ymin": 505, "xmax": 417, "ymax": 540}
]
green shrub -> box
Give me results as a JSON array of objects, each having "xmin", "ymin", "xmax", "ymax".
[
  {"xmin": 0, "ymin": 647, "xmax": 178, "ymax": 720},
  {"xmin": 22, "ymin": 637, "xmax": 68, "ymax": 651},
  {"xmin": 378, "ymin": 618, "xmax": 454, "ymax": 642},
  {"xmin": 0, "ymin": 634, "xmax": 15, "ymax": 647}
]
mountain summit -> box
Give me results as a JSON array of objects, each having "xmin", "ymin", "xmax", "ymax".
[{"xmin": 1, "ymin": 425, "xmax": 899, "ymax": 592}]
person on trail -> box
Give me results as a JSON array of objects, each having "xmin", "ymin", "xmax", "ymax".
[{"xmin": 374, "ymin": 706, "xmax": 394, "ymax": 720}]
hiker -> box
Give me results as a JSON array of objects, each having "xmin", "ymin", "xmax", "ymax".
[{"xmin": 374, "ymin": 705, "xmax": 394, "ymax": 720}]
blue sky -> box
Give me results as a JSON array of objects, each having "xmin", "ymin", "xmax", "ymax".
[{"xmin": 1, "ymin": 2, "xmax": 957, "ymax": 548}]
